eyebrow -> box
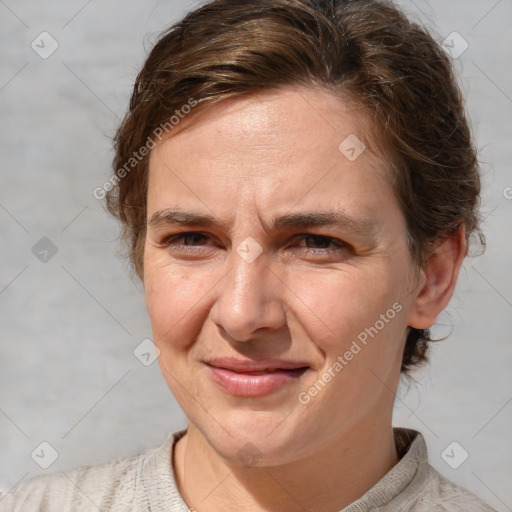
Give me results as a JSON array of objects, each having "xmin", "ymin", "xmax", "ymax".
[{"xmin": 148, "ymin": 208, "xmax": 378, "ymax": 239}]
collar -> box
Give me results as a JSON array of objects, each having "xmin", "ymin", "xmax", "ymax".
[{"xmin": 142, "ymin": 427, "xmax": 430, "ymax": 512}]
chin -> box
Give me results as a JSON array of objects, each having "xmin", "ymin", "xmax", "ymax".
[{"xmin": 195, "ymin": 409, "xmax": 311, "ymax": 468}]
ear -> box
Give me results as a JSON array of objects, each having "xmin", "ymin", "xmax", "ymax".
[{"xmin": 407, "ymin": 224, "xmax": 467, "ymax": 330}]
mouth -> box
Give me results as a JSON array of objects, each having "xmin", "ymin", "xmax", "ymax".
[
  {"xmin": 203, "ymin": 360, "xmax": 310, "ymax": 397},
  {"xmin": 221, "ymin": 368, "xmax": 308, "ymax": 375}
]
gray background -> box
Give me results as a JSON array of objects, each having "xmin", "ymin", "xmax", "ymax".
[{"xmin": 1, "ymin": 0, "xmax": 511, "ymax": 510}]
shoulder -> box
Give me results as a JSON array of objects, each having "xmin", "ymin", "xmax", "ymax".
[
  {"xmin": 380, "ymin": 429, "xmax": 497, "ymax": 512},
  {"xmin": 0, "ymin": 442, "xmax": 162, "ymax": 512},
  {"xmin": 411, "ymin": 467, "xmax": 497, "ymax": 511}
]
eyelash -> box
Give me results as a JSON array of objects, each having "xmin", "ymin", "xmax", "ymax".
[{"xmin": 160, "ymin": 232, "xmax": 347, "ymax": 255}]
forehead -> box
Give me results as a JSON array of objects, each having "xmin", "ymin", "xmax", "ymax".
[
  {"xmin": 147, "ymin": 86, "xmax": 398, "ymax": 231},
  {"xmin": 156, "ymin": 86, "xmax": 373, "ymax": 167}
]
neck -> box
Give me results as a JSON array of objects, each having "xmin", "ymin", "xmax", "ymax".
[{"xmin": 173, "ymin": 420, "xmax": 399, "ymax": 512}]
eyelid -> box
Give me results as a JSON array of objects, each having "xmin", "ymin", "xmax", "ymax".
[
  {"xmin": 291, "ymin": 234, "xmax": 347, "ymax": 251},
  {"xmin": 160, "ymin": 231, "xmax": 348, "ymax": 252},
  {"xmin": 160, "ymin": 231, "xmax": 213, "ymax": 247}
]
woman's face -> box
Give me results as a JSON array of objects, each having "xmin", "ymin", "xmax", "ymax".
[{"xmin": 144, "ymin": 86, "xmax": 422, "ymax": 466}]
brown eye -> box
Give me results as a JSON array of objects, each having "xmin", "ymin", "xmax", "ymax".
[
  {"xmin": 174, "ymin": 233, "xmax": 209, "ymax": 246},
  {"xmin": 296, "ymin": 235, "xmax": 346, "ymax": 251},
  {"xmin": 160, "ymin": 232, "xmax": 218, "ymax": 257},
  {"xmin": 161, "ymin": 232, "xmax": 211, "ymax": 247}
]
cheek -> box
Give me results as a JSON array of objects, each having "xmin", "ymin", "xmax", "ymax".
[
  {"xmin": 292, "ymin": 265, "xmax": 408, "ymax": 399},
  {"xmin": 144, "ymin": 255, "xmax": 213, "ymax": 351},
  {"xmin": 289, "ymin": 266, "xmax": 400, "ymax": 347},
  {"xmin": 296, "ymin": 273, "xmax": 407, "ymax": 413}
]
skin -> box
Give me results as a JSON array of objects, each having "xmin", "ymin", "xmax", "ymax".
[{"xmin": 143, "ymin": 86, "xmax": 467, "ymax": 512}]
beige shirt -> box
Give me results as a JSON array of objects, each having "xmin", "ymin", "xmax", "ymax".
[{"xmin": 0, "ymin": 428, "xmax": 496, "ymax": 511}]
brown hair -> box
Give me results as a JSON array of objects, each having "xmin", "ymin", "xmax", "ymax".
[{"xmin": 106, "ymin": 0, "xmax": 484, "ymax": 373}]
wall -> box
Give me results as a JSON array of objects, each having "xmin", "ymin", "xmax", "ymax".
[{"xmin": 0, "ymin": 1, "xmax": 510, "ymax": 510}]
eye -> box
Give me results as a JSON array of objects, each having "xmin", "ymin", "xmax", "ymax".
[
  {"xmin": 158, "ymin": 232, "xmax": 348, "ymax": 259},
  {"xmin": 161, "ymin": 232, "xmax": 214, "ymax": 252},
  {"xmin": 293, "ymin": 235, "xmax": 347, "ymax": 254},
  {"xmin": 172, "ymin": 232, "xmax": 210, "ymax": 246}
]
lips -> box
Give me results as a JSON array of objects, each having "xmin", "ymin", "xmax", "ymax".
[
  {"xmin": 205, "ymin": 357, "xmax": 310, "ymax": 373},
  {"xmin": 204, "ymin": 358, "xmax": 310, "ymax": 397},
  {"xmin": 227, "ymin": 368, "xmax": 305, "ymax": 375}
]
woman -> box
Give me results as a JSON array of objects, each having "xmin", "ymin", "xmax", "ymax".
[{"xmin": 2, "ymin": 0, "xmax": 496, "ymax": 510}]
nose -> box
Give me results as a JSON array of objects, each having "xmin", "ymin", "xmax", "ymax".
[{"xmin": 209, "ymin": 245, "xmax": 287, "ymax": 343}]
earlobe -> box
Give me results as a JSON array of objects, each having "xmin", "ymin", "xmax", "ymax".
[{"xmin": 407, "ymin": 225, "xmax": 467, "ymax": 330}]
